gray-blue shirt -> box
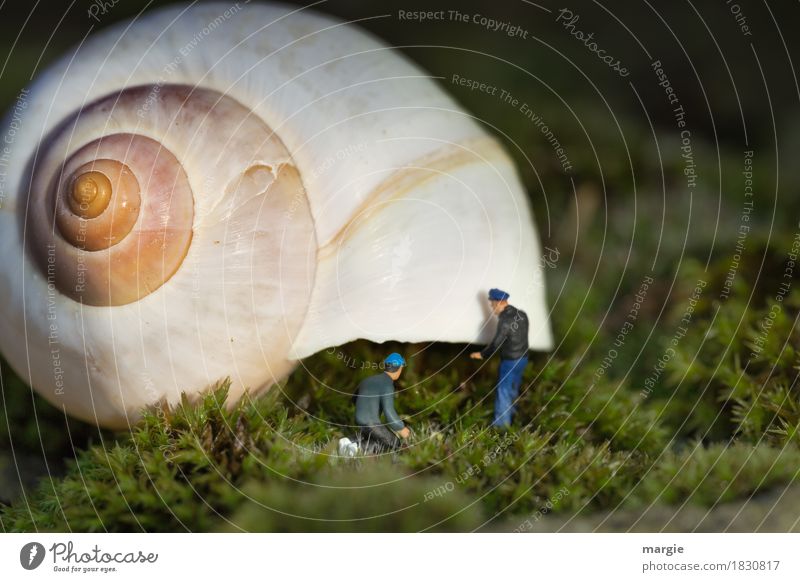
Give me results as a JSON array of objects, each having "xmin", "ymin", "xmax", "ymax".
[{"xmin": 354, "ymin": 372, "xmax": 404, "ymax": 431}]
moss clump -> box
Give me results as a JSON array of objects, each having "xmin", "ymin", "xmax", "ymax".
[
  {"xmin": 226, "ymin": 463, "xmax": 485, "ymax": 532},
  {"xmin": 0, "ymin": 344, "xmax": 648, "ymax": 532},
  {"xmin": 1, "ymin": 383, "xmax": 260, "ymax": 532},
  {"xmin": 653, "ymin": 251, "xmax": 800, "ymax": 446},
  {"xmin": 3, "ymin": 328, "xmax": 797, "ymax": 532},
  {"xmin": 632, "ymin": 441, "xmax": 800, "ymax": 506}
]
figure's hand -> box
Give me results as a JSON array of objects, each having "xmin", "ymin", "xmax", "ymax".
[
  {"xmin": 397, "ymin": 426, "xmax": 411, "ymax": 439},
  {"xmin": 470, "ymin": 352, "xmax": 483, "ymax": 360}
]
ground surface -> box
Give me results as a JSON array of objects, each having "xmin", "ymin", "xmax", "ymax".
[{"xmin": 2, "ymin": 0, "xmax": 800, "ymax": 532}]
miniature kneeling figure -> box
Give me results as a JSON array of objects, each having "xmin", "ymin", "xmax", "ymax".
[{"xmin": 344, "ymin": 353, "xmax": 410, "ymax": 454}]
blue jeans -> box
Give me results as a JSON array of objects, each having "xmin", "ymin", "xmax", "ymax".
[{"xmin": 492, "ymin": 356, "xmax": 529, "ymax": 427}]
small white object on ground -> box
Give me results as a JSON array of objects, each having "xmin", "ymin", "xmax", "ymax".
[{"xmin": 338, "ymin": 437, "xmax": 359, "ymax": 457}]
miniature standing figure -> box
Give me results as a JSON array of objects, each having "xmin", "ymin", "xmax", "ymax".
[
  {"xmin": 470, "ymin": 288, "xmax": 530, "ymax": 427},
  {"xmin": 352, "ymin": 353, "xmax": 411, "ymax": 453}
]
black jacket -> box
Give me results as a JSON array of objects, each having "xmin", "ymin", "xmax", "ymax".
[{"xmin": 480, "ymin": 305, "xmax": 530, "ymax": 360}]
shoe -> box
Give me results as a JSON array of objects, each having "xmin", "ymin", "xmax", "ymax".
[{"xmin": 338, "ymin": 437, "xmax": 359, "ymax": 457}]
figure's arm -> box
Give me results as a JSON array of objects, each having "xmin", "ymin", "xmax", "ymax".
[
  {"xmin": 380, "ymin": 388, "xmax": 405, "ymax": 432},
  {"xmin": 480, "ymin": 318, "xmax": 509, "ymax": 359}
]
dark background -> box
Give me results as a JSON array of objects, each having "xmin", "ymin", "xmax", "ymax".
[
  {"xmin": 2, "ymin": 0, "xmax": 797, "ymax": 256},
  {"xmin": 2, "ymin": 0, "xmax": 797, "ymax": 147}
]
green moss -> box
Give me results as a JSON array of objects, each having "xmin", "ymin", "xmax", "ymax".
[
  {"xmin": 654, "ymin": 249, "xmax": 800, "ymax": 446},
  {"xmin": 632, "ymin": 441, "xmax": 800, "ymax": 506},
  {"xmin": 226, "ymin": 463, "xmax": 485, "ymax": 532},
  {"xmin": 0, "ymin": 347, "xmax": 640, "ymax": 531},
  {"xmin": 0, "ymin": 323, "xmax": 792, "ymax": 532}
]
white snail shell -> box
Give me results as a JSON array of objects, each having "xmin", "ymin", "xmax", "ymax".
[{"xmin": 0, "ymin": 2, "xmax": 552, "ymax": 428}]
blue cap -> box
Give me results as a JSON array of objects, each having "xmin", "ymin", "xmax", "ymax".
[
  {"xmin": 384, "ymin": 352, "xmax": 406, "ymax": 370},
  {"xmin": 488, "ymin": 288, "xmax": 510, "ymax": 301}
]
